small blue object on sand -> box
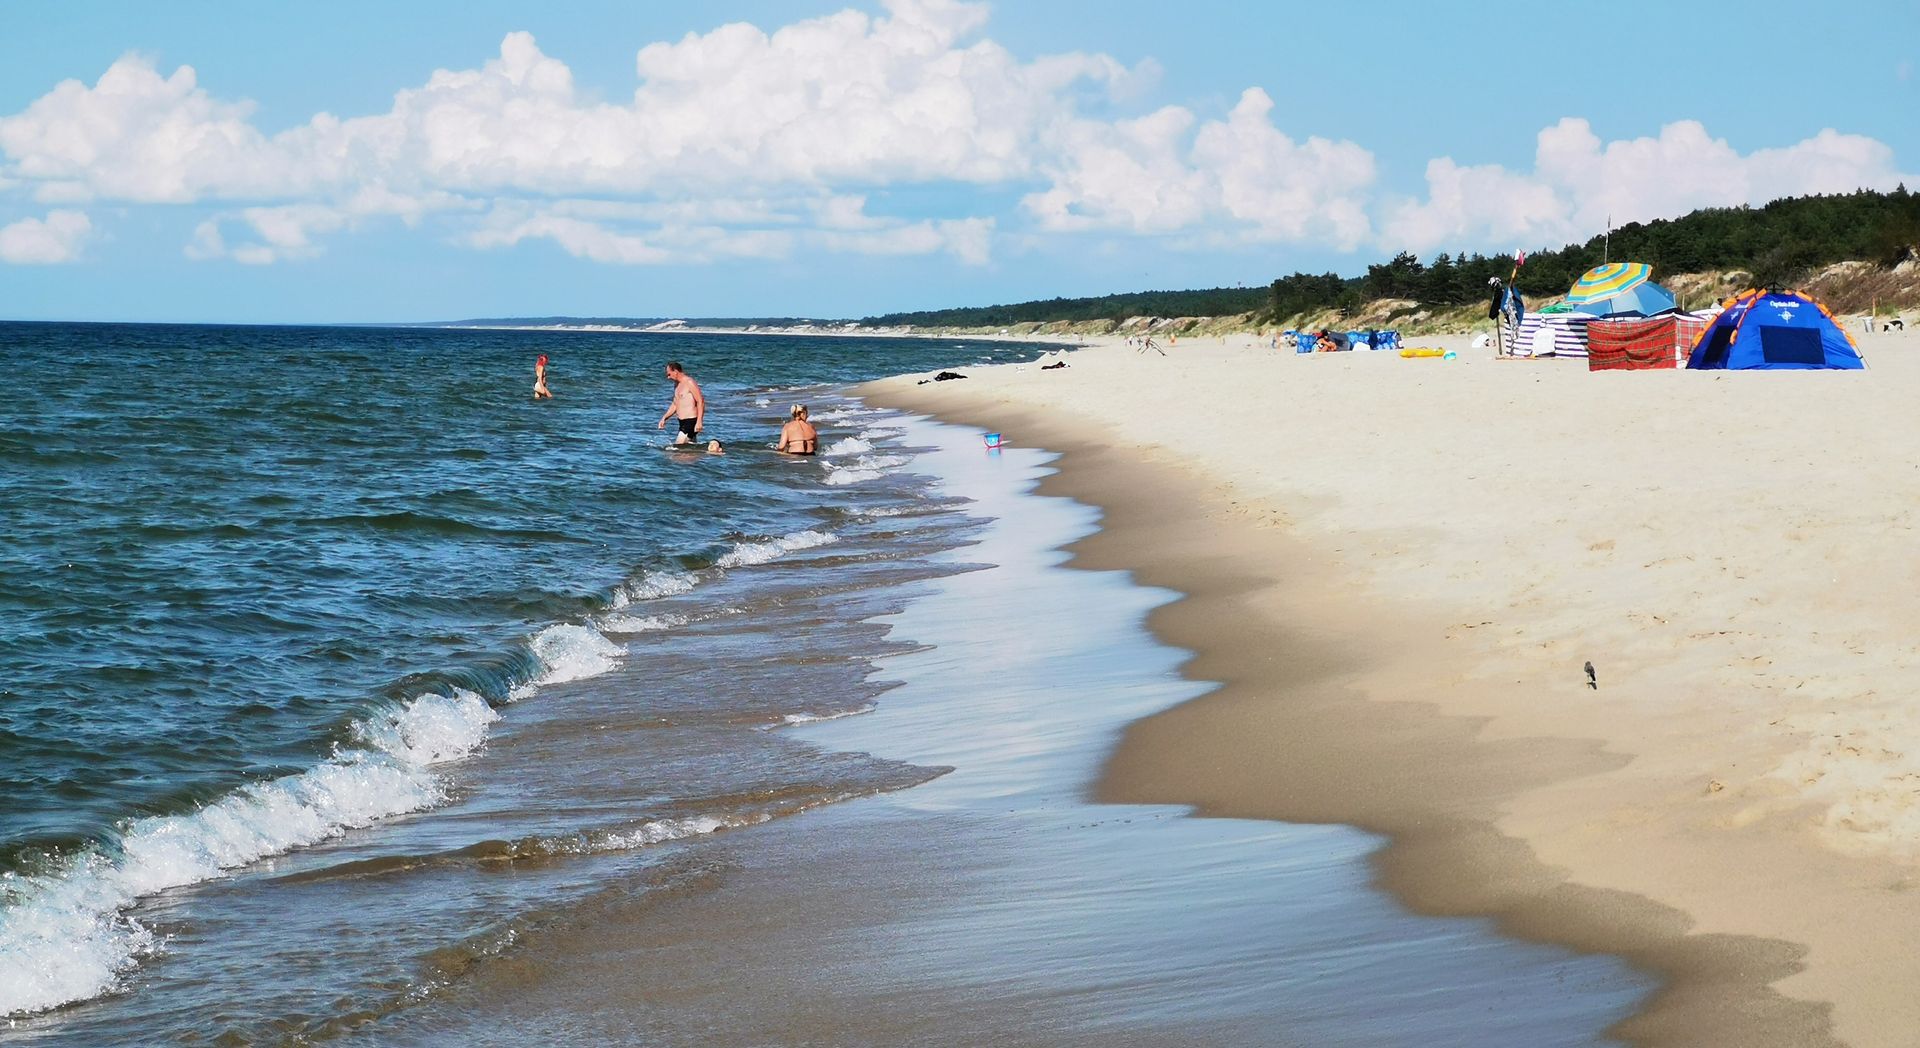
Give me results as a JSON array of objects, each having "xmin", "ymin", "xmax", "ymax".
[{"xmin": 983, "ymin": 432, "xmax": 1004, "ymax": 449}]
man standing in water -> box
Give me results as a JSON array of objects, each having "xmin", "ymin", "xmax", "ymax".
[{"xmin": 657, "ymin": 361, "xmax": 705, "ymax": 443}]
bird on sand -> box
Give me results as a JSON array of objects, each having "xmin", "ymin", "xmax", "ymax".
[{"xmin": 1584, "ymin": 661, "xmax": 1597, "ymax": 690}]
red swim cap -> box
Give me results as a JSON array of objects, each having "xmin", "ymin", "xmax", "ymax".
[{"xmin": 537, "ymin": 354, "xmax": 548, "ymax": 365}]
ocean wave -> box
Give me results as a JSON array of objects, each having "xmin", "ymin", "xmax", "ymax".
[
  {"xmin": 306, "ymin": 511, "xmax": 584, "ymax": 544},
  {"xmin": 599, "ymin": 812, "xmax": 769, "ymax": 850},
  {"xmin": 809, "ymin": 408, "xmax": 879, "ymax": 423},
  {"xmin": 715, "ymin": 530, "xmax": 837, "ymax": 568},
  {"xmin": 822, "ymin": 436, "xmax": 873, "ymax": 457},
  {"xmin": 510, "ymin": 624, "xmax": 625, "ymax": 699},
  {"xmin": 824, "ymin": 468, "xmax": 883, "ymax": 486},
  {"xmin": 764, "ymin": 704, "xmax": 877, "ymax": 728},
  {"xmin": 609, "ymin": 570, "xmax": 696, "ymax": 608},
  {"xmin": 0, "ymin": 689, "xmax": 498, "ymax": 1019},
  {"xmin": 823, "ymin": 453, "xmax": 909, "ymax": 486},
  {"xmin": 277, "ymin": 812, "xmax": 757, "ymax": 884},
  {"xmin": 279, "ymin": 800, "xmax": 855, "ymax": 888},
  {"xmin": 600, "ymin": 611, "xmax": 687, "ymax": 633},
  {"xmin": 351, "ymin": 689, "xmax": 499, "ymax": 766}
]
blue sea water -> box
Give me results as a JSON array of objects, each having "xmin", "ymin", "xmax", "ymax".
[
  {"xmin": 0, "ymin": 322, "xmax": 1650, "ymax": 1046},
  {"xmin": 0, "ymin": 322, "xmax": 1048, "ymax": 1020}
]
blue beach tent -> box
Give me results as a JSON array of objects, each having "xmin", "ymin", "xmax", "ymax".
[
  {"xmin": 1570, "ymin": 281, "xmax": 1677, "ymax": 319},
  {"xmin": 1686, "ymin": 288, "xmax": 1864, "ymax": 370}
]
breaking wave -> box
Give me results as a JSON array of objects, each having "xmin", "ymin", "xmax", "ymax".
[
  {"xmin": 0, "ymin": 689, "xmax": 499, "ymax": 1018},
  {"xmin": 716, "ymin": 530, "xmax": 838, "ymax": 568}
]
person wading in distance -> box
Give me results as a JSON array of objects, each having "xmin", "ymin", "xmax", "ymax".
[{"xmin": 533, "ymin": 354, "xmax": 553, "ymax": 399}]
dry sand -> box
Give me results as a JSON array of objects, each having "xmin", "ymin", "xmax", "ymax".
[{"xmin": 867, "ymin": 326, "xmax": 1920, "ymax": 1047}]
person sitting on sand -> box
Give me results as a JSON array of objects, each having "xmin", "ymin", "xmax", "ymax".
[
  {"xmin": 777, "ymin": 404, "xmax": 818, "ymax": 455},
  {"xmin": 533, "ymin": 354, "xmax": 553, "ymax": 399}
]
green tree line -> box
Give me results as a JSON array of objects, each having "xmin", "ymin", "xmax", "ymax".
[
  {"xmin": 863, "ymin": 187, "xmax": 1920, "ymax": 327},
  {"xmin": 862, "ymin": 286, "xmax": 1269, "ymax": 328},
  {"xmin": 1307, "ymin": 185, "xmax": 1920, "ymax": 316}
]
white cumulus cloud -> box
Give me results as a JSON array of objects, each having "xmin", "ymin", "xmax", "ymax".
[
  {"xmin": 0, "ymin": 60, "xmax": 310, "ymax": 203},
  {"xmin": 468, "ymin": 212, "xmax": 676, "ymax": 265},
  {"xmin": 0, "ymin": 209, "xmax": 92, "ymax": 263},
  {"xmin": 467, "ymin": 197, "xmax": 993, "ymax": 266},
  {"xmin": 0, "ymin": 1, "xmax": 1363, "ymax": 265},
  {"xmin": 1382, "ymin": 118, "xmax": 1910, "ymax": 252},
  {"xmin": 0, "ymin": 2, "xmax": 1909, "ymax": 268}
]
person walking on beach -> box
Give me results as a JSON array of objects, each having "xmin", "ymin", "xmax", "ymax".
[
  {"xmin": 533, "ymin": 354, "xmax": 553, "ymax": 399},
  {"xmin": 657, "ymin": 361, "xmax": 704, "ymax": 444},
  {"xmin": 777, "ymin": 404, "xmax": 818, "ymax": 455}
]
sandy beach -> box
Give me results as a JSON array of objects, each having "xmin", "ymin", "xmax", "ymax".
[{"xmin": 867, "ymin": 327, "xmax": 1920, "ymax": 1047}]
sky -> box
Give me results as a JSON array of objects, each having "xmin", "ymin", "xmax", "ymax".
[{"xmin": 1, "ymin": 0, "xmax": 1915, "ymax": 324}]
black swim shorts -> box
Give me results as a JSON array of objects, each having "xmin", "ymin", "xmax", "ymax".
[{"xmin": 678, "ymin": 418, "xmax": 698, "ymax": 439}]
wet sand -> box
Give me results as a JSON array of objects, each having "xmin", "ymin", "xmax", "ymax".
[
  {"xmin": 865, "ymin": 334, "xmax": 1920, "ymax": 1046},
  {"xmin": 374, "ymin": 412, "xmax": 1649, "ymax": 1047}
]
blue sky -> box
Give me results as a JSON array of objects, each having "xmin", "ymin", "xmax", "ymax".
[{"xmin": 2, "ymin": 0, "xmax": 1914, "ymax": 323}]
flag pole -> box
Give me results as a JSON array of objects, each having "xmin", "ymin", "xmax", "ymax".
[{"xmin": 1499, "ymin": 249, "xmax": 1526, "ymax": 357}]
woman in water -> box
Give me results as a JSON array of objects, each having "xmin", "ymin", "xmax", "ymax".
[
  {"xmin": 777, "ymin": 404, "xmax": 817, "ymax": 455},
  {"xmin": 533, "ymin": 354, "xmax": 553, "ymax": 399}
]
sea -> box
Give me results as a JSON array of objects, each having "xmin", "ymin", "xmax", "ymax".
[{"xmin": 0, "ymin": 322, "xmax": 1653, "ymax": 1045}]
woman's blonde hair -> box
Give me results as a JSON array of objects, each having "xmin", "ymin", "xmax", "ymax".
[{"xmin": 789, "ymin": 404, "xmax": 808, "ymax": 420}]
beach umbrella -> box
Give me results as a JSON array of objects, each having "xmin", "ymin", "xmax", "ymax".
[
  {"xmin": 1570, "ymin": 280, "xmax": 1677, "ymax": 319},
  {"xmin": 1566, "ymin": 262, "xmax": 1652, "ymax": 306}
]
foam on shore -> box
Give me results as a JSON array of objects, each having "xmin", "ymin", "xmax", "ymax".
[
  {"xmin": 0, "ymin": 689, "xmax": 498, "ymax": 1017},
  {"xmin": 860, "ymin": 332, "xmax": 1920, "ymax": 1044}
]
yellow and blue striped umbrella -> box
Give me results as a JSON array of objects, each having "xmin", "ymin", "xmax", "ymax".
[{"xmin": 1566, "ymin": 262, "xmax": 1651, "ymax": 305}]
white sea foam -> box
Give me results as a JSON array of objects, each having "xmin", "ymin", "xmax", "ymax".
[
  {"xmin": 600, "ymin": 611, "xmax": 687, "ymax": 633},
  {"xmin": 0, "ymin": 688, "xmax": 498, "ymax": 1018},
  {"xmin": 810, "ymin": 408, "xmax": 878, "ymax": 423},
  {"xmin": 352, "ymin": 689, "xmax": 499, "ymax": 767},
  {"xmin": 600, "ymin": 812, "xmax": 769, "ymax": 849},
  {"xmin": 825, "ymin": 453, "xmax": 909, "ymax": 486},
  {"xmin": 823, "ymin": 436, "xmax": 874, "ymax": 457},
  {"xmin": 768, "ymin": 704, "xmax": 876, "ymax": 728},
  {"xmin": 716, "ymin": 529, "xmax": 837, "ymax": 568},
  {"xmin": 824, "ymin": 452, "xmax": 909, "ymax": 486},
  {"xmin": 609, "ymin": 570, "xmax": 696, "ymax": 608},
  {"xmin": 512, "ymin": 624, "xmax": 625, "ymax": 698}
]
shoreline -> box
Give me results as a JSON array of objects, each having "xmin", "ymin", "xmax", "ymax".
[
  {"xmin": 861, "ymin": 333, "xmax": 1920, "ymax": 1045},
  {"xmin": 420, "ymin": 322, "xmax": 1090, "ymax": 344},
  {"xmin": 370, "ymin": 407, "xmax": 1651, "ymax": 1046}
]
